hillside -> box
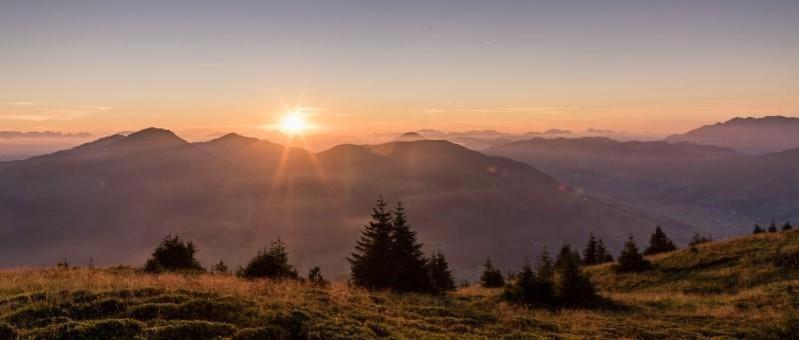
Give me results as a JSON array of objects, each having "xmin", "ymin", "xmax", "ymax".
[
  {"xmin": 486, "ymin": 137, "xmax": 799, "ymax": 235},
  {"xmin": 665, "ymin": 116, "xmax": 799, "ymax": 154},
  {"xmin": 0, "ymin": 129, "xmax": 690, "ymax": 277},
  {"xmin": 0, "ymin": 231, "xmax": 796, "ymax": 339}
]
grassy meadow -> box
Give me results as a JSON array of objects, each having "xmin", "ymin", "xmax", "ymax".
[{"xmin": 1, "ymin": 231, "xmax": 798, "ymax": 339}]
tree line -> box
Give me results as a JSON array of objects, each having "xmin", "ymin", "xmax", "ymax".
[
  {"xmin": 132, "ymin": 196, "xmax": 788, "ymax": 306},
  {"xmin": 752, "ymin": 220, "xmax": 792, "ymax": 234}
]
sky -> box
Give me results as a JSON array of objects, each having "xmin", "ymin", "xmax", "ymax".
[{"xmin": 1, "ymin": 0, "xmax": 798, "ymax": 144}]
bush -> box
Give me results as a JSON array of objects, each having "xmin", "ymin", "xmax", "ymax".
[
  {"xmin": 233, "ymin": 326, "xmax": 287, "ymax": 340},
  {"xmin": 307, "ymin": 266, "xmax": 329, "ymax": 287},
  {"xmin": 267, "ymin": 310, "xmax": 310, "ymax": 339},
  {"xmin": 127, "ymin": 298, "xmax": 255, "ymax": 324},
  {"xmin": 146, "ymin": 320, "xmax": 236, "ymax": 340},
  {"xmin": 0, "ymin": 322, "xmax": 17, "ymax": 340},
  {"xmin": 3, "ymin": 305, "xmax": 66, "ymax": 328},
  {"xmin": 480, "ymin": 258, "xmax": 505, "ymax": 288},
  {"xmin": 238, "ymin": 239, "xmax": 298, "ymax": 279},
  {"xmin": 144, "ymin": 235, "xmax": 204, "ymax": 273},
  {"xmin": 68, "ymin": 298, "xmax": 127, "ymax": 320},
  {"xmin": 25, "ymin": 319, "xmax": 144, "ymax": 340}
]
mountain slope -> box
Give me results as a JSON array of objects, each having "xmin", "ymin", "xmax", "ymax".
[
  {"xmin": 0, "ymin": 230, "xmax": 795, "ymax": 338},
  {"xmin": 665, "ymin": 115, "xmax": 799, "ymax": 154},
  {"xmin": 487, "ymin": 136, "xmax": 799, "ymax": 234},
  {"xmin": 0, "ymin": 130, "xmax": 692, "ymax": 277}
]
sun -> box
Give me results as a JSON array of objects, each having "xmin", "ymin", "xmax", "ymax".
[{"xmin": 278, "ymin": 112, "xmax": 309, "ymax": 135}]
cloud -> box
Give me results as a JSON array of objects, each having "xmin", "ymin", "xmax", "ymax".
[
  {"xmin": 0, "ymin": 103, "xmax": 111, "ymax": 121},
  {"xmin": 0, "ymin": 131, "xmax": 93, "ymax": 139},
  {"xmin": 423, "ymin": 106, "xmax": 579, "ymax": 115},
  {"xmin": 0, "ymin": 114, "xmax": 51, "ymax": 121}
]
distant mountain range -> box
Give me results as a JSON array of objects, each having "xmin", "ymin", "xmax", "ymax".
[
  {"xmin": 0, "ymin": 128, "xmax": 690, "ymax": 278},
  {"xmin": 666, "ymin": 116, "xmax": 799, "ymax": 154},
  {"xmin": 487, "ymin": 136, "xmax": 799, "ymax": 234}
]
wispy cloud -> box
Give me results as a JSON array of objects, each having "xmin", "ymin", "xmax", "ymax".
[
  {"xmin": 422, "ymin": 106, "xmax": 579, "ymax": 115},
  {"xmin": 0, "ymin": 103, "xmax": 111, "ymax": 121}
]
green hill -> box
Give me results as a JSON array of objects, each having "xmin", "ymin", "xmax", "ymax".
[{"xmin": 1, "ymin": 231, "xmax": 798, "ymax": 339}]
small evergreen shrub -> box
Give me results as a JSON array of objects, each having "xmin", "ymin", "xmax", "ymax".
[
  {"xmin": 614, "ymin": 235, "xmax": 652, "ymax": 273},
  {"xmin": 146, "ymin": 320, "xmax": 236, "ymax": 340},
  {"xmin": 25, "ymin": 319, "xmax": 144, "ymax": 340},
  {"xmin": 0, "ymin": 322, "xmax": 17, "ymax": 340},
  {"xmin": 144, "ymin": 235, "xmax": 204, "ymax": 273},
  {"xmin": 643, "ymin": 226, "xmax": 677, "ymax": 256},
  {"xmin": 3, "ymin": 305, "xmax": 66, "ymax": 328},
  {"xmin": 480, "ymin": 258, "xmax": 505, "ymax": 288},
  {"xmin": 238, "ymin": 239, "xmax": 298, "ymax": 279},
  {"xmin": 233, "ymin": 326, "xmax": 287, "ymax": 340}
]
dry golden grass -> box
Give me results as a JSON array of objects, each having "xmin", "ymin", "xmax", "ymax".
[{"xmin": 0, "ymin": 230, "xmax": 797, "ymax": 339}]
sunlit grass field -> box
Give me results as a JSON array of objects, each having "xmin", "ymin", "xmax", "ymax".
[{"xmin": 1, "ymin": 231, "xmax": 798, "ymax": 339}]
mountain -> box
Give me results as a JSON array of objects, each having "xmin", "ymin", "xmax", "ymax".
[
  {"xmin": 487, "ymin": 137, "xmax": 799, "ymax": 234},
  {"xmin": 395, "ymin": 132, "xmax": 426, "ymax": 142},
  {"xmin": 665, "ymin": 115, "xmax": 799, "ymax": 154},
  {"xmin": 0, "ymin": 129, "xmax": 691, "ymax": 277}
]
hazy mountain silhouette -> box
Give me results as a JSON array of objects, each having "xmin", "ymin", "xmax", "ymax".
[
  {"xmin": 395, "ymin": 132, "xmax": 427, "ymax": 142},
  {"xmin": 0, "ymin": 129, "xmax": 691, "ymax": 278},
  {"xmin": 487, "ymin": 136, "xmax": 799, "ymax": 234},
  {"xmin": 665, "ymin": 116, "xmax": 799, "ymax": 154}
]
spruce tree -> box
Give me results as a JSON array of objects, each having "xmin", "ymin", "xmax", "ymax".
[
  {"xmin": 643, "ymin": 226, "xmax": 677, "ymax": 255},
  {"xmin": 555, "ymin": 250, "xmax": 596, "ymax": 305},
  {"xmin": 614, "ymin": 235, "xmax": 651, "ymax": 273},
  {"xmin": 582, "ymin": 234, "xmax": 599, "ymax": 265},
  {"xmin": 480, "ymin": 258, "xmax": 505, "ymax": 288},
  {"xmin": 596, "ymin": 238, "xmax": 614, "ymax": 263},
  {"xmin": 389, "ymin": 202, "xmax": 433, "ymax": 292},
  {"xmin": 238, "ymin": 238, "xmax": 298, "ymax": 279},
  {"xmin": 784, "ymin": 222, "xmax": 793, "ymax": 231},
  {"xmin": 349, "ymin": 196, "xmax": 395, "ymax": 290},
  {"xmin": 556, "ymin": 245, "xmax": 581, "ymax": 271},
  {"xmin": 503, "ymin": 260, "xmax": 549, "ymax": 306},
  {"xmin": 768, "ymin": 220, "xmax": 778, "ymax": 233},
  {"xmin": 428, "ymin": 252, "xmax": 456, "ymax": 293},
  {"xmin": 537, "ymin": 248, "xmax": 554, "ymax": 283},
  {"xmin": 753, "ymin": 224, "xmax": 765, "ymax": 234}
]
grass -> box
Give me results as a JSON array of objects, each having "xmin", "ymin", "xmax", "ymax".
[{"xmin": 1, "ymin": 231, "xmax": 798, "ymax": 339}]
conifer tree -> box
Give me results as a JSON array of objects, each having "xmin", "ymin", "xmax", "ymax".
[
  {"xmin": 428, "ymin": 252, "xmax": 456, "ymax": 293},
  {"xmin": 503, "ymin": 260, "xmax": 553, "ymax": 306},
  {"xmin": 556, "ymin": 245, "xmax": 581, "ymax": 271},
  {"xmin": 308, "ymin": 266, "xmax": 329, "ymax": 287},
  {"xmin": 768, "ymin": 220, "xmax": 778, "ymax": 233},
  {"xmin": 555, "ymin": 249, "xmax": 596, "ymax": 305},
  {"xmin": 238, "ymin": 238, "xmax": 298, "ymax": 279},
  {"xmin": 537, "ymin": 248, "xmax": 555, "ymax": 283},
  {"xmin": 753, "ymin": 224, "xmax": 765, "ymax": 234},
  {"xmin": 784, "ymin": 222, "xmax": 793, "ymax": 231},
  {"xmin": 614, "ymin": 235, "xmax": 651, "ymax": 273},
  {"xmin": 582, "ymin": 234, "xmax": 599, "ymax": 265},
  {"xmin": 596, "ymin": 238, "xmax": 614, "ymax": 263},
  {"xmin": 349, "ymin": 196, "xmax": 395, "ymax": 290},
  {"xmin": 643, "ymin": 226, "xmax": 677, "ymax": 255},
  {"xmin": 688, "ymin": 233, "xmax": 712, "ymax": 246},
  {"xmin": 389, "ymin": 202, "xmax": 433, "ymax": 292},
  {"xmin": 144, "ymin": 235, "xmax": 203, "ymax": 273},
  {"xmin": 480, "ymin": 258, "xmax": 505, "ymax": 288}
]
